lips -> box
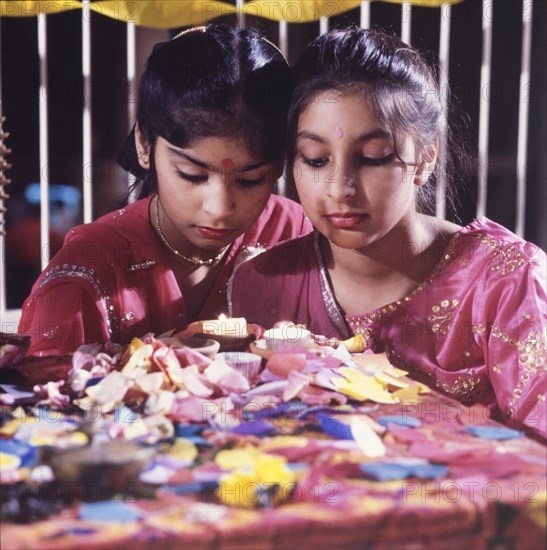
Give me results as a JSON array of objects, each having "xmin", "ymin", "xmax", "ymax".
[
  {"xmin": 196, "ymin": 226, "xmax": 234, "ymax": 240},
  {"xmin": 325, "ymin": 212, "xmax": 368, "ymax": 229}
]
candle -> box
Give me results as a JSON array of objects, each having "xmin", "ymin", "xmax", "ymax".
[
  {"xmin": 264, "ymin": 324, "xmax": 311, "ymax": 351},
  {"xmin": 200, "ymin": 314, "xmax": 248, "ymax": 339}
]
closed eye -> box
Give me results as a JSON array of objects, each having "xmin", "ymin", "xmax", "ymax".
[
  {"xmin": 237, "ymin": 177, "xmax": 265, "ymax": 187},
  {"xmin": 301, "ymin": 156, "xmax": 329, "ymax": 168},
  {"xmin": 359, "ymin": 153, "xmax": 395, "ymax": 167},
  {"xmin": 176, "ymin": 169, "xmax": 208, "ymax": 184}
]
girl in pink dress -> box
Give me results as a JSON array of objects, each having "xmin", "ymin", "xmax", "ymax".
[
  {"xmin": 230, "ymin": 28, "xmax": 546, "ymax": 438},
  {"xmin": 19, "ymin": 25, "xmax": 311, "ymax": 355}
]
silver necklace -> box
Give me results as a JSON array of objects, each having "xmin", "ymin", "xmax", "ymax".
[{"xmin": 154, "ymin": 196, "xmax": 230, "ymax": 266}]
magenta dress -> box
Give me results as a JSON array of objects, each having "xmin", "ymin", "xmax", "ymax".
[
  {"xmin": 19, "ymin": 194, "xmax": 312, "ymax": 355},
  {"xmin": 230, "ymin": 219, "xmax": 546, "ymax": 438}
]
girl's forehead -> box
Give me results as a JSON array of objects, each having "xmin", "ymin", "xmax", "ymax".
[
  {"xmin": 164, "ymin": 135, "xmax": 257, "ymax": 158},
  {"xmin": 156, "ymin": 135, "xmax": 270, "ymax": 171},
  {"xmin": 297, "ymin": 91, "xmax": 383, "ymax": 134}
]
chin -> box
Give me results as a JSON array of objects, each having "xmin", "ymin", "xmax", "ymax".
[{"xmin": 324, "ymin": 230, "xmax": 375, "ymax": 251}]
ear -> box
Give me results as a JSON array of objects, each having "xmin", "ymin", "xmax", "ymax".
[
  {"xmin": 134, "ymin": 123, "xmax": 151, "ymax": 170},
  {"xmin": 414, "ymin": 142, "xmax": 438, "ymax": 186}
]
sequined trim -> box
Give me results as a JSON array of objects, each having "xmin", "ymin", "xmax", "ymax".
[
  {"xmin": 126, "ymin": 260, "xmax": 156, "ymax": 272},
  {"xmin": 475, "ymin": 233, "xmax": 536, "ymax": 275},
  {"xmin": 492, "ymin": 326, "xmax": 546, "ymax": 417},
  {"xmin": 314, "ymin": 232, "xmax": 350, "ymax": 338},
  {"xmin": 433, "ymin": 369, "xmax": 481, "ymax": 402},
  {"xmin": 388, "ymin": 346, "xmax": 481, "ymax": 402},
  {"xmin": 226, "ymin": 245, "xmax": 268, "ymax": 315},
  {"xmin": 38, "ymin": 264, "xmax": 119, "ymax": 341},
  {"xmin": 340, "ymin": 231, "xmax": 462, "ymax": 334},
  {"xmin": 428, "ymin": 299, "xmax": 459, "ymax": 334}
]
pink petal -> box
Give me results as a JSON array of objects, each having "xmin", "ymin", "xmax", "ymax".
[{"xmin": 266, "ymin": 352, "xmax": 307, "ymax": 379}]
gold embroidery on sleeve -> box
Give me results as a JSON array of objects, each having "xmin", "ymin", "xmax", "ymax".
[
  {"xmin": 428, "ymin": 299, "xmax": 459, "ymax": 335},
  {"xmin": 493, "ymin": 327, "xmax": 546, "ymax": 417},
  {"xmin": 475, "ymin": 233, "xmax": 535, "ymax": 274}
]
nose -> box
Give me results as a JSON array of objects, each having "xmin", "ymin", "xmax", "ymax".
[
  {"xmin": 202, "ymin": 176, "xmax": 236, "ymax": 218},
  {"xmin": 326, "ymin": 161, "xmax": 358, "ymax": 201}
]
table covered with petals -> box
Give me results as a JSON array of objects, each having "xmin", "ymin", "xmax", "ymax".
[{"xmin": 0, "ymin": 333, "xmax": 545, "ymax": 550}]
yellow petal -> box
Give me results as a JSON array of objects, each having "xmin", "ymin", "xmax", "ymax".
[
  {"xmin": 254, "ymin": 454, "xmax": 295, "ymax": 485},
  {"xmin": 127, "ymin": 337, "xmax": 144, "ymax": 354},
  {"xmin": 0, "ymin": 418, "xmax": 21, "ymax": 437},
  {"xmin": 215, "ymin": 446, "xmax": 260, "ymax": 470},
  {"xmin": 0, "ymin": 452, "xmax": 21, "ymax": 471},
  {"xmin": 166, "ymin": 438, "xmax": 198, "ymax": 463},
  {"xmin": 392, "ymin": 385, "xmax": 420, "ymax": 403},
  {"xmin": 341, "ymin": 333, "xmax": 367, "ymax": 353},
  {"xmin": 374, "ymin": 371, "xmax": 409, "ymax": 389},
  {"xmin": 122, "ymin": 421, "xmax": 149, "ymax": 441},
  {"xmin": 385, "ymin": 366, "xmax": 409, "ymax": 378},
  {"xmin": 334, "ymin": 369, "xmax": 399, "ymax": 404},
  {"xmin": 352, "ymin": 352, "xmax": 392, "ymax": 373},
  {"xmin": 122, "ymin": 343, "xmax": 153, "ymax": 374},
  {"xmin": 259, "ymin": 436, "xmax": 309, "ymax": 451}
]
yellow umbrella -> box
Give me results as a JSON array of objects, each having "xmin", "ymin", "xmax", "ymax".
[
  {"xmin": 1, "ymin": 1, "xmax": 463, "ymax": 26},
  {"xmin": 244, "ymin": 0, "xmax": 462, "ymax": 23},
  {"xmin": 91, "ymin": 0, "xmax": 236, "ymax": 29},
  {"xmin": 0, "ymin": 1, "xmax": 82, "ymax": 16}
]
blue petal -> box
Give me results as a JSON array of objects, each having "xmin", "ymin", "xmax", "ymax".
[
  {"xmin": 175, "ymin": 424, "xmax": 205, "ymax": 437},
  {"xmin": 376, "ymin": 415, "xmax": 421, "ymax": 428},
  {"xmin": 162, "ymin": 481, "xmax": 218, "ymax": 495},
  {"xmin": 244, "ymin": 401, "xmax": 306, "ymax": 421},
  {"xmin": 78, "ymin": 501, "xmax": 141, "ymax": 523},
  {"xmin": 360, "ymin": 462, "xmax": 411, "ymax": 481},
  {"xmin": 410, "ymin": 463, "xmax": 448, "ymax": 479},
  {"xmin": 1, "ymin": 440, "xmax": 38, "ymax": 468},
  {"xmin": 464, "ymin": 426, "xmax": 524, "ymax": 440},
  {"xmin": 231, "ymin": 420, "xmax": 275, "ymax": 436},
  {"xmin": 316, "ymin": 413, "xmax": 354, "ymax": 440}
]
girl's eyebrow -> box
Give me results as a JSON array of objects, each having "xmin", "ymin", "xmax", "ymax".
[
  {"xmin": 167, "ymin": 146, "xmax": 267, "ymax": 172},
  {"xmin": 297, "ymin": 128, "xmax": 391, "ymax": 143}
]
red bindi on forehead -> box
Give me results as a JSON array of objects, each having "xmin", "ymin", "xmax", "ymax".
[{"xmin": 222, "ymin": 158, "xmax": 234, "ymax": 169}]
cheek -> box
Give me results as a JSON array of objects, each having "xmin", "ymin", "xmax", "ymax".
[
  {"xmin": 241, "ymin": 186, "xmax": 273, "ymax": 216},
  {"xmin": 294, "ymin": 168, "xmax": 315, "ymax": 196}
]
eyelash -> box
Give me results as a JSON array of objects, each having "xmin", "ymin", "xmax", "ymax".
[
  {"xmin": 175, "ymin": 169, "xmax": 264, "ymax": 187},
  {"xmin": 176, "ymin": 170, "xmax": 207, "ymax": 183},
  {"xmin": 300, "ymin": 154, "xmax": 395, "ymax": 168}
]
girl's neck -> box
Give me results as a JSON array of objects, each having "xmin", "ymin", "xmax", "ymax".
[
  {"xmin": 325, "ymin": 215, "xmax": 439, "ymax": 280},
  {"xmin": 323, "ymin": 214, "xmax": 459, "ymax": 316}
]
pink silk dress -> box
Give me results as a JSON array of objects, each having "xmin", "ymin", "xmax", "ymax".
[
  {"xmin": 230, "ymin": 219, "xmax": 547, "ymax": 438},
  {"xmin": 19, "ymin": 194, "xmax": 312, "ymax": 356}
]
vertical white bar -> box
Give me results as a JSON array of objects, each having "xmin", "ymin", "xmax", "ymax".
[
  {"xmin": 360, "ymin": 1, "xmax": 371, "ymax": 29},
  {"xmin": 436, "ymin": 3, "xmax": 451, "ymax": 219},
  {"xmin": 82, "ymin": 0, "xmax": 92, "ymax": 223},
  {"xmin": 320, "ymin": 16, "xmax": 329, "ymax": 35},
  {"xmin": 279, "ymin": 19, "xmax": 288, "ymax": 58},
  {"xmin": 0, "ymin": 17, "xmax": 6, "ymax": 315},
  {"xmin": 236, "ymin": 0, "xmax": 245, "ymax": 28},
  {"xmin": 277, "ymin": 19, "xmax": 289, "ymax": 198},
  {"xmin": 127, "ymin": 22, "xmax": 138, "ymax": 202},
  {"xmin": 515, "ymin": 0, "xmax": 533, "ymax": 237},
  {"xmin": 476, "ymin": 0, "xmax": 493, "ymax": 219},
  {"xmin": 38, "ymin": 14, "xmax": 50, "ymax": 270},
  {"xmin": 401, "ymin": 2, "xmax": 412, "ymax": 45}
]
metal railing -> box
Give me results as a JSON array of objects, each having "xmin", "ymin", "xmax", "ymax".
[{"xmin": 0, "ymin": 0, "xmax": 543, "ymax": 329}]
